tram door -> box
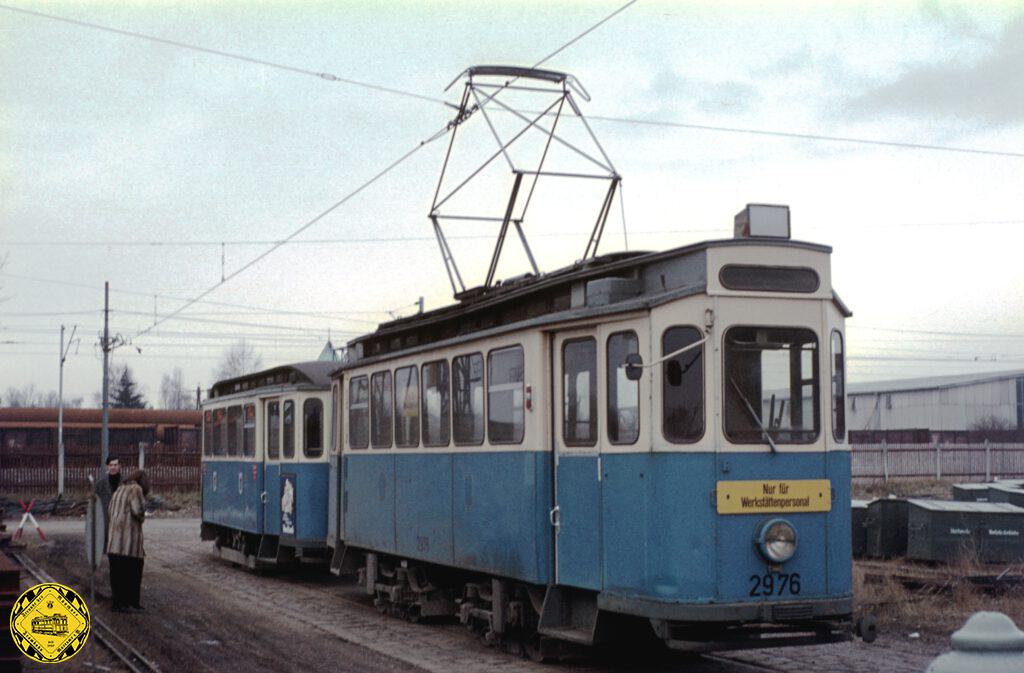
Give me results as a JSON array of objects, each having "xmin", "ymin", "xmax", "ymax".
[
  {"xmin": 552, "ymin": 329, "xmax": 602, "ymax": 590},
  {"xmin": 261, "ymin": 398, "xmax": 282, "ymax": 537}
]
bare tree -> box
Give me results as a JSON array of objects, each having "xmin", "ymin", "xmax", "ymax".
[
  {"xmin": 159, "ymin": 367, "xmax": 192, "ymax": 409},
  {"xmin": 970, "ymin": 414, "xmax": 1014, "ymax": 440},
  {"xmin": 2, "ymin": 383, "xmax": 38, "ymax": 407},
  {"xmin": 213, "ymin": 339, "xmax": 263, "ymax": 382},
  {"xmin": 1, "ymin": 384, "xmax": 81, "ymax": 408}
]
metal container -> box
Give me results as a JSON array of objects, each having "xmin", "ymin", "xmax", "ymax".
[
  {"xmin": 865, "ymin": 498, "xmax": 909, "ymax": 559},
  {"xmin": 851, "ymin": 499, "xmax": 871, "ymax": 558},
  {"xmin": 987, "ymin": 483, "xmax": 1024, "ymax": 507},
  {"xmin": 907, "ymin": 499, "xmax": 1024, "ymax": 564},
  {"xmin": 952, "ymin": 483, "xmax": 991, "ymax": 502}
]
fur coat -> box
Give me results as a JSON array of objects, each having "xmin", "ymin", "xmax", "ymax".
[{"xmin": 107, "ymin": 482, "xmax": 146, "ymax": 558}]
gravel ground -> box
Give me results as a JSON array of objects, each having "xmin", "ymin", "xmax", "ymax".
[{"xmin": 12, "ymin": 518, "xmax": 947, "ymax": 673}]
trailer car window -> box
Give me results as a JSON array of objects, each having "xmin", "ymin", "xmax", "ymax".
[
  {"xmin": 203, "ymin": 410, "xmax": 212, "ymax": 456},
  {"xmin": 453, "ymin": 353, "xmax": 484, "ymax": 445},
  {"xmin": 563, "ymin": 338, "xmax": 597, "ymax": 446},
  {"xmin": 266, "ymin": 401, "xmax": 280, "ymax": 459},
  {"xmin": 723, "ymin": 326, "xmax": 819, "ymax": 444},
  {"xmin": 283, "ymin": 400, "xmax": 295, "ymax": 459},
  {"xmin": 607, "ymin": 331, "xmax": 640, "ymax": 445},
  {"xmin": 488, "ymin": 346, "xmax": 524, "ymax": 444},
  {"xmin": 371, "ymin": 371, "xmax": 393, "ymax": 449},
  {"xmin": 394, "ymin": 366, "xmax": 420, "ymax": 448},
  {"xmin": 831, "ymin": 330, "xmax": 846, "ymax": 442},
  {"xmin": 304, "ymin": 398, "xmax": 324, "ymax": 457},
  {"xmin": 421, "ymin": 360, "xmax": 450, "ymax": 447},
  {"xmin": 243, "ymin": 404, "xmax": 256, "ymax": 457},
  {"xmin": 348, "ymin": 377, "xmax": 369, "ymax": 450},
  {"xmin": 662, "ymin": 327, "xmax": 705, "ymax": 443}
]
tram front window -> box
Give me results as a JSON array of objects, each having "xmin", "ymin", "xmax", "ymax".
[{"xmin": 723, "ymin": 326, "xmax": 819, "ymax": 444}]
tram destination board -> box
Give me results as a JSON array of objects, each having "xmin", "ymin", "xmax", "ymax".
[{"xmin": 716, "ymin": 479, "xmax": 831, "ymax": 514}]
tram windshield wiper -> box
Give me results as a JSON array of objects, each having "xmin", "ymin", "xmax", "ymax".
[{"xmin": 728, "ymin": 377, "xmax": 778, "ymax": 454}]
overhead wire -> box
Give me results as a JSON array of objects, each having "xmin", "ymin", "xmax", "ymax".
[
  {"xmin": 132, "ymin": 133, "xmax": 449, "ymax": 338},
  {"xmin": 848, "ymin": 325, "xmax": 1024, "ymax": 339},
  {"xmin": 2, "ymin": 1, "xmax": 1018, "ymax": 163},
  {"xmin": 3, "ymin": 221, "xmax": 1022, "ymax": 249},
  {"xmin": 130, "ymin": 0, "xmax": 641, "ymax": 339},
  {"xmin": 0, "ymin": 2, "xmax": 447, "ymax": 106},
  {"xmin": 0, "ymin": 271, "xmax": 389, "ymax": 321},
  {"xmin": 583, "ymin": 114, "xmax": 1024, "ymax": 159}
]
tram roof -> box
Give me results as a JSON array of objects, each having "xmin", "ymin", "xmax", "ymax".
[
  {"xmin": 338, "ymin": 237, "xmax": 841, "ymax": 372},
  {"xmin": 209, "ymin": 360, "xmax": 335, "ymax": 399}
]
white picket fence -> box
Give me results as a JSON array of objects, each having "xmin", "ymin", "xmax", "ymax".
[{"xmin": 852, "ymin": 442, "xmax": 1024, "ymax": 480}]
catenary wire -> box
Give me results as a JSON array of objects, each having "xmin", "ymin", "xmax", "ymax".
[
  {"xmin": 0, "ymin": 2, "xmax": 447, "ymax": 106},
  {"xmin": 4, "ymin": 1, "xmax": 1019, "ymax": 161},
  {"xmin": 0, "ymin": 271, "xmax": 394, "ymax": 320},
  {"xmin": 130, "ymin": 0, "xmax": 640, "ymax": 339},
  {"xmin": 4, "ymin": 220, "xmax": 1022, "ymax": 248},
  {"xmin": 583, "ymin": 114, "xmax": 1024, "ymax": 159}
]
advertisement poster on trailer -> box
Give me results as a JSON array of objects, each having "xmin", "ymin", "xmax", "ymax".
[{"xmin": 281, "ymin": 474, "xmax": 296, "ymax": 537}]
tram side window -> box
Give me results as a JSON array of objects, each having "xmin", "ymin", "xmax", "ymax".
[
  {"xmin": 394, "ymin": 366, "xmax": 420, "ymax": 448},
  {"xmin": 607, "ymin": 331, "xmax": 640, "ymax": 445},
  {"xmin": 203, "ymin": 410, "xmax": 212, "ymax": 456},
  {"xmin": 723, "ymin": 326, "xmax": 819, "ymax": 444},
  {"xmin": 283, "ymin": 400, "xmax": 295, "ymax": 459},
  {"xmin": 831, "ymin": 331, "xmax": 846, "ymax": 442},
  {"xmin": 243, "ymin": 404, "xmax": 256, "ymax": 457},
  {"xmin": 266, "ymin": 401, "xmax": 280, "ymax": 459},
  {"xmin": 213, "ymin": 408, "xmax": 226, "ymax": 455},
  {"xmin": 349, "ymin": 377, "xmax": 369, "ymax": 450},
  {"xmin": 304, "ymin": 398, "xmax": 324, "ymax": 458},
  {"xmin": 563, "ymin": 339, "xmax": 597, "ymax": 446},
  {"xmin": 371, "ymin": 371, "xmax": 393, "ymax": 449},
  {"xmin": 663, "ymin": 327, "xmax": 705, "ymax": 443},
  {"xmin": 453, "ymin": 353, "xmax": 484, "ymax": 445},
  {"xmin": 421, "ymin": 360, "xmax": 450, "ymax": 447},
  {"xmin": 488, "ymin": 346, "xmax": 524, "ymax": 444}
]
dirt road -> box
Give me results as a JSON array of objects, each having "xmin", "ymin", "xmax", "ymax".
[{"xmin": 14, "ymin": 518, "xmax": 941, "ymax": 673}]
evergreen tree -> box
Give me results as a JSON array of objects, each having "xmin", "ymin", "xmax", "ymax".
[{"xmin": 111, "ymin": 365, "xmax": 146, "ymax": 409}]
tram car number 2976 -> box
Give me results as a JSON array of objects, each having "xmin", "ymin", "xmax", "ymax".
[{"xmin": 749, "ymin": 572, "xmax": 801, "ymax": 597}]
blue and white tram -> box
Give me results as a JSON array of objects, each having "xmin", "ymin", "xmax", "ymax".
[
  {"xmin": 331, "ymin": 206, "xmax": 859, "ymax": 655},
  {"xmin": 201, "ymin": 361, "xmax": 335, "ymax": 567}
]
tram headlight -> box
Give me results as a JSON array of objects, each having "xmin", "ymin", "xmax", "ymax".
[{"xmin": 757, "ymin": 519, "xmax": 797, "ymax": 563}]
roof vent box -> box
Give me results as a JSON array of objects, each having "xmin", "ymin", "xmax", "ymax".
[
  {"xmin": 734, "ymin": 204, "xmax": 791, "ymax": 239},
  {"xmin": 586, "ymin": 277, "xmax": 642, "ymax": 307}
]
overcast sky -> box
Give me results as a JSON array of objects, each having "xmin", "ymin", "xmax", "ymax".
[{"xmin": 1, "ymin": 0, "xmax": 1022, "ymax": 406}]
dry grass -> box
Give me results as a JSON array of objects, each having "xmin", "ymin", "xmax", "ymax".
[
  {"xmin": 853, "ymin": 478, "xmax": 953, "ymax": 500},
  {"xmin": 855, "ymin": 559, "xmax": 1024, "ymax": 636}
]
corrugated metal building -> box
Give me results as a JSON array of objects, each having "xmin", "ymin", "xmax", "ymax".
[{"xmin": 847, "ymin": 369, "xmax": 1024, "ymax": 434}]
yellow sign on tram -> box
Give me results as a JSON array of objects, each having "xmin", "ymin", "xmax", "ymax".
[
  {"xmin": 717, "ymin": 479, "xmax": 832, "ymax": 514},
  {"xmin": 9, "ymin": 582, "xmax": 91, "ymax": 663}
]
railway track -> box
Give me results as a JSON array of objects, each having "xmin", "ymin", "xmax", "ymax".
[
  {"xmin": 12, "ymin": 551, "xmax": 162, "ymax": 673},
  {"xmin": 703, "ymin": 654, "xmax": 788, "ymax": 673}
]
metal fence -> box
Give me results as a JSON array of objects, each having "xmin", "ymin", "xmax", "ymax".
[
  {"xmin": 6, "ymin": 442, "xmax": 1018, "ymax": 494},
  {"xmin": 852, "ymin": 442, "xmax": 1024, "ymax": 481},
  {"xmin": 0, "ymin": 446, "xmax": 200, "ymax": 495}
]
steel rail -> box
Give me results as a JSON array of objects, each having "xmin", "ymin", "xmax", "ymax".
[
  {"xmin": 703, "ymin": 653, "xmax": 790, "ymax": 672},
  {"xmin": 12, "ymin": 551, "xmax": 162, "ymax": 673}
]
